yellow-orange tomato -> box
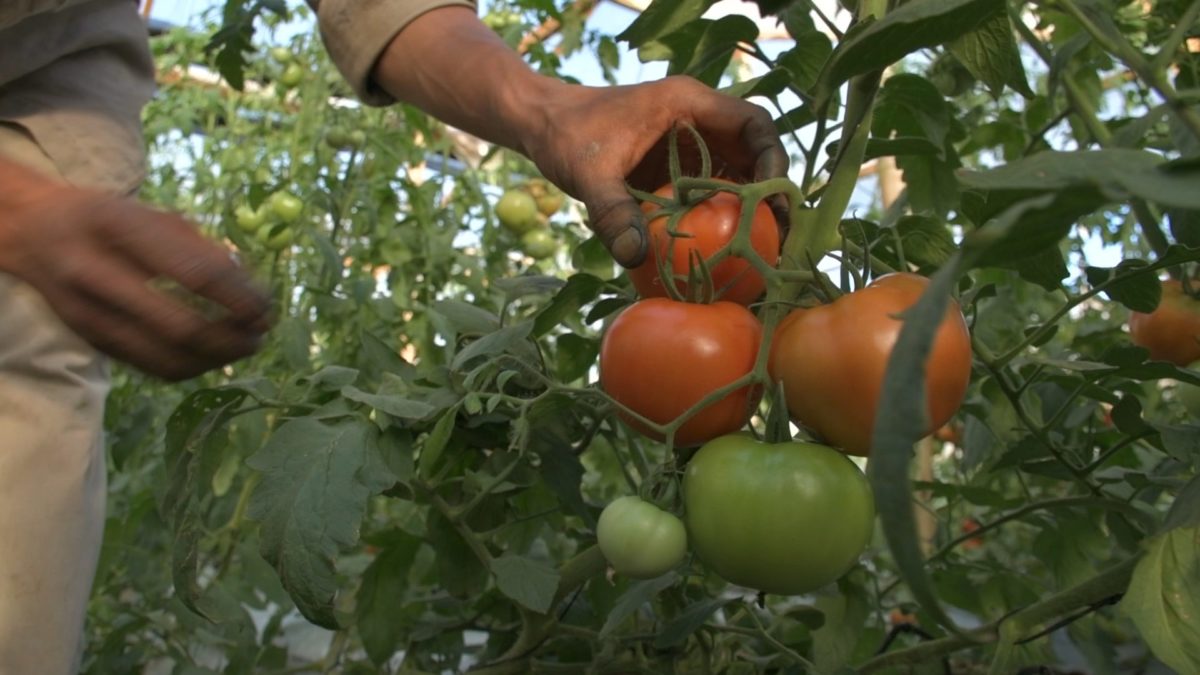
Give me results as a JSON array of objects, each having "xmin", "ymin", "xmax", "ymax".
[
  {"xmin": 628, "ymin": 182, "xmax": 779, "ymax": 306},
  {"xmin": 1129, "ymin": 279, "xmax": 1200, "ymax": 366},
  {"xmin": 768, "ymin": 273, "xmax": 972, "ymax": 456},
  {"xmin": 600, "ymin": 298, "xmax": 762, "ymax": 447}
]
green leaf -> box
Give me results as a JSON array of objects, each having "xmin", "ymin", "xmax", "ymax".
[
  {"xmin": 1011, "ymin": 246, "xmax": 1069, "ymax": 291},
  {"xmin": 555, "ymin": 333, "xmax": 599, "ymax": 382},
  {"xmin": 419, "ymin": 405, "xmax": 459, "ymax": 480},
  {"xmin": 868, "ymin": 254, "xmax": 967, "ymax": 633},
  {"xmin": 245, "ymin": 417, "xmax": 392, "ymax": 628},
  {"xmin": 948, "ymin": 11, "xmax": 1033, "ymax": 98},
  {"xmin": 812, "ymin": 578, "xmax": 870, "ymax": 671},
  {"xmin": 1120, "ymin": 526, "xmax": 1200, "ymax": 674},
  {"xmin": 1157, "ymin": 423, "xmax": 1200, "ymax": 464},
  {"xmin": 655, "ymin": 597, "xmax": 733, "ymax": 648},
  {"xmin": 959, "ymin": 149, "xmax": 1200, "ymax": 212},
  {"xmin": 164, "ymin": 387, "xmax": 248, "ymax": 619},
  {"xmin": 966, "ymin": 192, "xmax": 1103, "ymax": 269},
  {"xmin": 341, "ymin": 385, "xmax": 437, "ymax": 421},
  {"xmin": 617, "ymin": 0, "xmax": 716, "ymax": 48},
  {"xmin": 1168, "ymin": 208, "xmax": 1200, "ymax": 248},
  {"xmin": 665, "ymin": 16, "xmax": 760, "ymax": 87},
  {"xmin": 356, "ymin": 535, "xmax": 422, "ymax": 665},
  {"xmin": 360, "ymin": 331, "xmax": 416, "ymax": 381},
  {"xmin": 599, "ymin": 573, "xmax": 677, "ymax": 637},
  {"xmin": 1085, "ymin": 260, "xmax": 1161, "ymax": 313},
  {"xmin": 1163, "ymin": 473, "xmax": 1200, "ymax": 532},
  {"xmin": 426, "ymin": 509, "xmax": 489, "ymax": 598},
  {"xmin": 491, "ymin": 555, "xmax": 561, "ymax": 614},
  {"xmin": 895, "ymin": 215, "xmax": 958, "ymax": 268},
  {"xmin": 451, "ymin": 321, "xmax": 534, "ymax": 370},
  {"xmin": 493, "ymin": 275, "xmax": 566, "ymax": 302},
  {"xmin": 432, "ymin": 299, "xmax": 501, "ymax": 335},
  {"xmin": 533, "ymin": 274, "xmax": 605, "ymax": 337},
  {"xmin": 873, "ymin": 74, "xmax": 951, "ymax": 151},
  {"xmin": 586, "ymin": 297, "xmax": 630, "ymax": 324},
  {"xmin": 815, "ymin": 0, "xmax": 1004, "ymax": 100},
  {"xmin": 721, "ymin": 68, "xmax": 794, "ymax": 99},
  {"xmin": 862, "ymin": 137, "xmax": 943, "ymax": 160},
  {"xmin": 776, "ymin": 33, "xmax": 833, "ymax": 93}
]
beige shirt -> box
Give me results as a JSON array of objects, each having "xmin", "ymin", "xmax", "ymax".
[{"xmin": 0, "ymin": 0, "xmax": 473, "ymax": 193}]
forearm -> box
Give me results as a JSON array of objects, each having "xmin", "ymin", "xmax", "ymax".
[{"xmin": 371, "ymin": 7, "xmax": 563, "ymax": 157}]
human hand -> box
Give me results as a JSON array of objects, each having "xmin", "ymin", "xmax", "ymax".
[
  {"xmin": 0, "ymin": 167, "xmax": 272, "ymax": 380},
  {"xmin": 520, "ymin": 76, "xmax": 790, "ymax": 267}
]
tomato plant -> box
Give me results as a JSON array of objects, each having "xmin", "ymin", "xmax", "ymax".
[
  {"xmin": 599, "ymin": 298, "xmax": 761, "ymax": 447},
  {"xmin": 88, "ymin": 1, "xmax": 1200, "ymax": 673},
  {"xmin": 1129, "ymin": 279, "xmax": 1200, "ymax": 366},
  {"xmin": 596, "ymin": 495, "xmax": 687, "ymax": 579},
  {"xmin": 769, "ymin": 273, "xmax": 972, "ymax": 456},
  {"xmin": 628, "ymin": 182, "xmax": 780, "ymax": 305}
]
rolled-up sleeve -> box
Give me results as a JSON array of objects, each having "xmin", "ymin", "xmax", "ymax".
[{"xmin": 307, "ymin": 0, "xmax": 476, "ymax": 106}]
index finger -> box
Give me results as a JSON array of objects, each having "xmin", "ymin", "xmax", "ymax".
[
  {"xmin": 97, "ymin": 200, "xmax": 273, "ymax": 330},
  {"xmin": 688, "ymin": 92, "xmax": 790, "ymax": 182}
]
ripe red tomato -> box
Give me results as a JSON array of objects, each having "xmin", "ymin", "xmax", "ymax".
[
  {"xmin": 683, "ymin": 434, "xmax": 875, "ymax": 595},
  {"xmin": 768, "ymin": 273, "xmax": 972, "ymax": 456},
  {"xmin": 961, "ymin": 517, "xmax": 984, "ymax": 550},
  {"xmin": 600, "ymin": 299, "xmax": 761, "ymax": 447},
  {"xmin": 629, "ymin": 182, "xmax": 779, "ymax": 306},
  {"xmin": 1129, "ymin": 279, "xmax": 1200, "ymax": 366}
]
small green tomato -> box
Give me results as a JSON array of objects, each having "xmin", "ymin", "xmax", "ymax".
[{"xmin": 596, "ymin": 496, "xmax": 687, "ymax": 579}]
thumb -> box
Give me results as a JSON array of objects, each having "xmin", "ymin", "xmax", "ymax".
[{"xmin": 579, "ymin": 181, "xmax": 648, "ymax": 268}]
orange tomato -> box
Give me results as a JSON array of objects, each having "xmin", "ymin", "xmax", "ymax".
[
  {"xmin": 600, "ymin": 299, "xmax": 761, "ymax": 447},
  {"xmin": 768, "ymin": 273, "xmax": 972, "ymax": 456},
  {"xmin": 629, "ymin": 182, "xmax": 779, "ymax": 306},
  {"xmin": 1129, "ymin": 279, "xmax": 1200, "ymax": 366}
]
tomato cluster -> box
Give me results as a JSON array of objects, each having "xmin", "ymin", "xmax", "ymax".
[
  {"xmin": 593, "ymin": 183, "xmax": 888, "ymax": 594},
  {"xmin": 495, "ymin": 178, "xmax": 568, "ymax": 261},
  {"xmin": 232, "ymin": 190, "xmax": 304, "ymax": 251}
]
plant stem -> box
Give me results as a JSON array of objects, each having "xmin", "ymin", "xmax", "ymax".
[
  {"xmin": 744, "ymin": 603, "xmax": 817, "ymax": 671},
  {"xmin": 976, "ymin": 343, "xmax": 1103, "ymax": 495}
]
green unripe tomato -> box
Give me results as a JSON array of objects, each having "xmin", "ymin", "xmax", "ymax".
[
  {"xmin": 325, "ymin": 127, "xmax": 366, "ymax": 151},
  {"xmin": 278, "ymin": 63, "xmax": 305, "ymax": 88},
  {"xmin": 268, "ymin": 191, "xmax": 304, "ymax": 223},
  {"xmin": 1178, "ymin": 361, "xmax": 1200, "ymax": 417},
  {"xmin": 521, "ymin": 229, "xmax": 557, "ymax": 260},
  {"xmin": 495, "ymin": 189, "xmax": 539, "ymax": 234},
  {"xmin": 596, "ymin": 496, "xmax": 687, "ymax": 579},
  {"xmin": 234, "ymin": 204, "xmax": 266, "ymax": 233},
  {"xmin": 684, "ymin": 434, "xmax": 875, "ymax": 595},
  {"xmin": 324, "ymin": 128, "xmax": 351, "ymax": 149},
  {"xmin": 269, "ymin": 47, "xmax": 293, "ymax": 64},
  {"xmin": 257, "ymin": 223, "xmax": 294, "ymax": 251},
  {"xmin": 525, "ymin": 177, "xmax": 566, "ymax": 216}
]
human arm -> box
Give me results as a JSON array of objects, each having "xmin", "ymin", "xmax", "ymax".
[
  {"xmin": 0, "ymin": 158, "xmax": 272, "ymax": 380},
  {"xmin": 322, "ymin": 4, "xmax": 789, "ymax": 267}
]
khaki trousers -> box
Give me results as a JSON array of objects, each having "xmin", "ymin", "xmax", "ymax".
[{"xmin": 0, "ymin": 123, "xmax": 109, "ymax": 674}]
